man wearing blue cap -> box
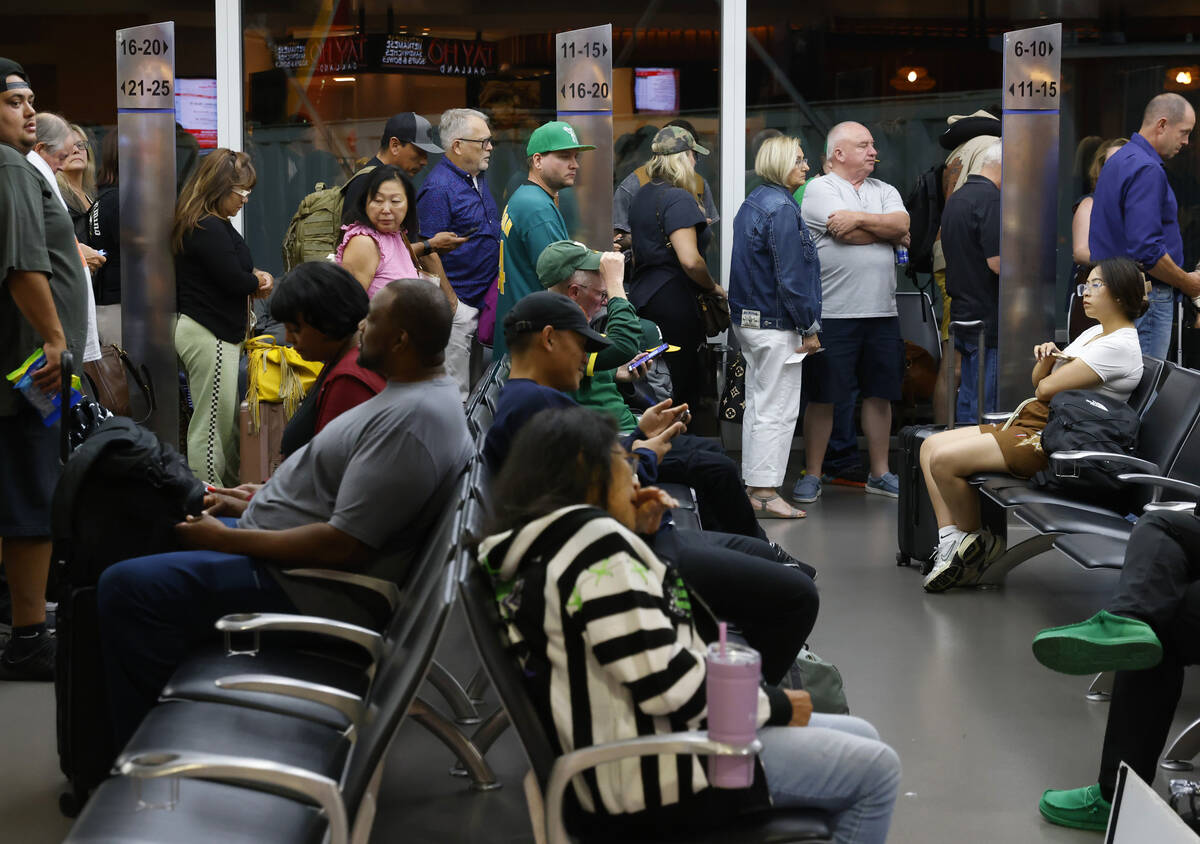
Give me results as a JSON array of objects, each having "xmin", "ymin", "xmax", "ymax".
[{"xmin": 494, "ymin": 120, "xmax": 595, "ymax": 358}]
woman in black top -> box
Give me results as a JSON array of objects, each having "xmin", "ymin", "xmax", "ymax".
[
  {"xmin": 85, "ymin": 132, "xmax": 122, "ymax": 343},
  {"xmin": 173, "ymin": 149, "xmax": 273, "ymax": 486},
  {"xmin": 628, "ymin": 127, "xmax": 726, "ymax": 412}
]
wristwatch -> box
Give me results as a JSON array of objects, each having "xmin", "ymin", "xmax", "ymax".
[{"xmin": 420, "ymin": 239, "xmax": 432, "ymax": 255}]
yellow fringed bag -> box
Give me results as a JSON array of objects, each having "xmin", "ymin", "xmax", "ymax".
[{"xmin": 243, "ymin": 335, "xmax": 323, "ymax": 433}]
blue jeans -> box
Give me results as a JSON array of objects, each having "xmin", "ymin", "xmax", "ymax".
[
  {"xmin": 97, "ymin": 548, "xmax": 296, "ymax": 748},
  {"xmin": 954, "ymin": 340, "xmax": 999, "ymax": 425},
  {"xmin": 760, "ymin": 713, "xmax": 901, "ymax": 844},
  {"xmin": 1136, "ymin": 284, "xmax": 1177, "ymax": 359}
]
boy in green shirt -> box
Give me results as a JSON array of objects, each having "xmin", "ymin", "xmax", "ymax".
[{"xmin": 494, "ymin": 121, "xmax": 594, "ymax": 358}]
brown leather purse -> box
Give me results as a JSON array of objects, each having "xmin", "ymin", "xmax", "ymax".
[{"xmin": 82, "ymin": 344, "xmax": 154, "ymax": 421}]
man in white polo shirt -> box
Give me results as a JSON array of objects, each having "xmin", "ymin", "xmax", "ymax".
[{"xmin": 795, "ymin": 121, "xmax": 909, "ymax": 503}]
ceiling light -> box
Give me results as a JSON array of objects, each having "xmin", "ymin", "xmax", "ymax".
[
  {"xmin": 890, "ymin": 66, "xmax": 935, "ymax": 92},
  {"xmin": 1167, "ymin": 66, "xmax": 1199, "ymax": 91},
  {"xmin": 907, "ymin": 70, "xmax": 917, "ymax": 83},
  {"xmin": 333, "ymin": 76, "xmax": 356, "ymax": 83}
]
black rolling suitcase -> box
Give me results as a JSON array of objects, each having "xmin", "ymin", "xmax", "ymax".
[
  {"xmin": 52, "ymin": 368, "xmax": 204, "ymax": 816},
  {"xmin": 896, "ymin": 321, "xmax": 986, "ymax": 571}
]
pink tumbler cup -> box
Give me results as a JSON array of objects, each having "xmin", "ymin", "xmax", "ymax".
[{"xmin": 705, "ymin": 641, "xmax": 761, "ymax": 788}]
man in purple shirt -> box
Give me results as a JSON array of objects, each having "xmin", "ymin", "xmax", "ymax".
[
  {"xmin": 1090, "ymin": 93, "xmax": 1200, "ymax": 358},
  {"xmin": 417, "ymin": 108, "xmax": 502, "ymax": 399}
]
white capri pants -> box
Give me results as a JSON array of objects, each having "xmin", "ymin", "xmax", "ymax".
[{"xmin": 734, "ymin": 325, "xmax": 806, "ymax": 488}]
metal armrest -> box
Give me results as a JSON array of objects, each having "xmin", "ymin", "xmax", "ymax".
[
  {"xmin": 215, "ymin": 613, "xmax": 383, "ymax": 664},
  {"xmin": 982, "ymin": 411, "xmax": 1013, "ymax": 425},
  {"xmin": 119, "ymin": 750, "xmax": 348, "ymax": 844},
  {"xmin": 545, "ymin": 730, "xmax": 762, "ymax": 844},
  {"xmin": 214, "ymin": 674, "xmax": 366, "ymax": 732},
  {"xmin": 281, "ymin": 569, "xmax": 400, "ymax": 614},
  {"xmin": 1050, "ymin": 451, "xmax": 1160, "ymax": 477},
  {"xmin": 1117, "ymin": 473, "xmax": 1200, "ymax": 503}
]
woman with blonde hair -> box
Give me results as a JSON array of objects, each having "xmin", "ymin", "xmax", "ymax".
[
  {"xmin": 173, "ymin": 148, "xmax": 274, "ymax": 485},
  {"xmin": 728, "ymin": 136, "xmax": 820, "ymax": 518},
  {"xmin": 56, "ymin": 122, "xmax": 95, "ymax": 234},
  {"xmin": 627, "ymin": 126, "xmax": 726, "ymax": 411}
]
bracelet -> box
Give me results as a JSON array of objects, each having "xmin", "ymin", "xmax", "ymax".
[{"xmin": 420, "ymin": 239, "xmax": 432, "ymax": 255}]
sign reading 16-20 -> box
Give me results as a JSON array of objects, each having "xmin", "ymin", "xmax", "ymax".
[{"xmin": 116, "ymin": 22, "xmax": 175, "ymax": 110}]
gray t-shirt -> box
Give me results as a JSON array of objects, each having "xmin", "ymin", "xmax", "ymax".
[
  {"xmin": 612, "ymin": 169, "xmax": 718, "ymax": 234},
  {"xmin": 240, "ymin": 375, "xmax": 472, "ymax": 618},
  {"xmin": 800, "ymin": 172, "xmax": 906, "ymax": 319},
  {"xmin": 0, "ymin": 143, "xmax": 90, "ymax": 416}
]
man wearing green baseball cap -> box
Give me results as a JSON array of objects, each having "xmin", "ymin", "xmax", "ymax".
[{"xmin": 493, "ymin": 120, "xmax": 596, "ymax": 358}]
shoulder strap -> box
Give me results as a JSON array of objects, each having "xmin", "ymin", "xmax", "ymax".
[{"xmin": 634, "ymin": 165, "xmax": 651, "ymax": 187}]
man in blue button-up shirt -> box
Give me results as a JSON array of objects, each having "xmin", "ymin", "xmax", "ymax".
[
  {"xmin": 418, "ymin": 108, "xmax": 502, "ymax": 399},
  {"xmin": 1090, "ymin": 93, "xmax": 1200, "ymax": 358}
]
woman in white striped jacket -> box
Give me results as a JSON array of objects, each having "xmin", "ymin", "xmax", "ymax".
[{"xmin": 479, "ymin": 406, "xmax": 900, "ymax": 843}]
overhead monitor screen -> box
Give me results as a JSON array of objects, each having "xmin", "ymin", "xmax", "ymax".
[
  {"xmin": 635, "ymin": 68, "xmax": 680, "ymax": 113},
  {"xmin": 175, "ymin": 78, "xmax": 217, "ymax": 149}
]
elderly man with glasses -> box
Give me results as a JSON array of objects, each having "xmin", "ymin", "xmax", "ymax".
[{"xmin": 417, "ymin": 108, "xmax": 502, "ymax": 398}]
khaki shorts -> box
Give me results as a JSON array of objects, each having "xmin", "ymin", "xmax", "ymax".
[{"xmin": 980, "ymin": 399, "xmax": 1050, "ymax": 479}]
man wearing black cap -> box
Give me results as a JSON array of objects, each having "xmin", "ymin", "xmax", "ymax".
[
  {"xmin": 340, "ymin": 113, "xmax": 462, "ymax": 263},
  {"xmin": 0, "ymin": 58, "xmax": 90, "ymax": 679},
  {"xmin": 488, "ymin": 290, "xmax": 820, "ymax": 691}
]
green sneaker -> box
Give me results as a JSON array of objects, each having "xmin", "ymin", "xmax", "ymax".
[
  {"xmin": 1032, "ymin": 610, "xmax": 1163, "ymax": 675},
  {"xmin": 1039, "ymin": 784, "xmax": 1111, "ymax": 831}
]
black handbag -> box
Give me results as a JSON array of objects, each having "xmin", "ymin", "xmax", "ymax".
[
  {"xmin": 653, "ymin": 187, "xmax": 730, "ymax": 337},
  {"xmin": 720, "ymin": 350, "xmax": 746, "ymax": 423}
]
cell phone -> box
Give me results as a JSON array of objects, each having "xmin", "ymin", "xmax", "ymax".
[
  {"xmin": 458, "ymin": 225, "xmax": 480, "ymax": 237},
  {"xmin": 628, "ymin": 343, "xmax": 669, "ymax": 370},
  {"xmin": 1052, "ymin": 351, "xmax": 1074, "ymax": 361}
]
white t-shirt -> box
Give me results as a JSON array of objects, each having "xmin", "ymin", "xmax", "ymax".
[
  {"xmin": 800, "ymin": 172, "xmax": 907, "ymax": 319},
  {"xmin": 1057, "ymin": 325, "xmax": 1143, "ymax": 402}
]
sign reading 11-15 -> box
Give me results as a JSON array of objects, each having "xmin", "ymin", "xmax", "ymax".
[
  {"xmin": 1002, "ymin": 22, "xmax": 1061, "ymax": 112},
  {"xmin": 555, "ymin": 24, "xmax": 612, "ymax": 113}
]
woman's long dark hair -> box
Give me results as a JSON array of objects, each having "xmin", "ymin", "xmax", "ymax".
[
  {"xmin": 270, "ymin": 261, "xmax": 368, "ymax": 340},
  {"xmin": 489, "ymin": 406, "xmax": 619, "ymax": 535},
  {"xmin": 343, "ymin": 164, "xmax": 418, "ymax": 241},
  {"xmin": 1096, "ymin": 257, "xmax": 1150, "ymax": 321}
]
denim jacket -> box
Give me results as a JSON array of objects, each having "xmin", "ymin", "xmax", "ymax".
[{"xmin": 727, "ymin": 183, "xmax": 821, "ymax": 334}]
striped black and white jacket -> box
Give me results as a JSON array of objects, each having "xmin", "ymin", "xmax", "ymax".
[{"xmin": 479, "ymin": 505, "xmax": 783, "ymax": 824}]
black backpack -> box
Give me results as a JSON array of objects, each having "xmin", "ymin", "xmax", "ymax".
[
  {"xmin": 903, "ymin": 162, "xmax": 946, "ymax": 275},
  {"xmin": 1033, "ymin": 390, "xmax": 1141, "ymax": 510},
  {"xmin": 52, "ymin": 416, "xmax": 206, "ymax": 586}
]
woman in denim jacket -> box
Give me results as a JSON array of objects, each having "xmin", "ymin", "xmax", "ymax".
[{"xmin": 728, "ymin": 136, "xmax": 822, "ymax": 518}]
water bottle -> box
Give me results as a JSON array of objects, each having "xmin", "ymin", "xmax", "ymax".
[{"xmin": 895, "ymin": 246, "xmax": 909, "ymax": 266}]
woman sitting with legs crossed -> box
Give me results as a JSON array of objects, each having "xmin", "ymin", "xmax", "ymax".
[{"xmin": 920, "ymin": 257, "xmax": 1146, "ymax": 593}]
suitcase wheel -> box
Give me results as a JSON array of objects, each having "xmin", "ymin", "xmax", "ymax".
[
  {"xmin": 896, "ymin": 552, "xmax": 910, "ymax": 567},
  {"xmin": 59, "ymin": 788, "xmax": 83, "ymax": 818}
]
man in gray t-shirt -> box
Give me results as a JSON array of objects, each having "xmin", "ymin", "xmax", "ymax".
[
  {"xmin": 0, "ymin": 60, "xmax": 90, "ymax": 681},
  {"xmin": 96, "ymin": 279, "xmax": 471, "ymax": 746},
  {"xmin": 794, "ymin": 121, "xmax": 910, "ymax": 504}
]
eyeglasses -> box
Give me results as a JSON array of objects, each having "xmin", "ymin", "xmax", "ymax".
[
  {"xmin": 232, "ymin": 187, "xmax": 252, "ymax": 199},
  {"xmin": 73, "ymin": 141, "xmax": 90, "ymax": 152},
  {"xmin": 1076, "ymin": 280, "xmax": 1105, "ymax": 296},
  {"xmin": 795, "ymin": 157, "xmax": 807, "ymax": 167},
  {"xmin": 621, "ymin": 452, "xmax": 641, "ymax": 473},
  {"xmin": 458, "ymin": 137, "xmax": 494, "ymax": 149}
]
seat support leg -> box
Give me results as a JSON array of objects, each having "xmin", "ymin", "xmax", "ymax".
[
  {"xmin": 450, "ymin": 707, "xmax": 512, "ymax": 777},
  {"xmin": 410, "ymin": 697, "xmax": 502, "ymax": 790},
  {"xmin": 973, "ymin": 532, "xmax": 1061, "ymax": 587},
  {"xmin": 1086, "ymin": 671, "xmax": 1114, "ymax": 702},
  {"xmin": 465, "ymin": 666, "xmax": 489, "ymax": 706},
  {"xmin": 1162, "ymin": 716, "xmax": 1200, "ymax": 771},
  {"xmin": 426, "ymin": 660, "xmax": 482, "ymax": 725}
]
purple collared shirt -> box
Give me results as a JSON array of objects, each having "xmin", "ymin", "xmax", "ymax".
[
  {"xmin": 416, "ymin": 156, "xmax": 501, "ymax": 307},
  {"xmin": 1089, "ymin": 132, "xmax": 1183, "ymax": 277}
]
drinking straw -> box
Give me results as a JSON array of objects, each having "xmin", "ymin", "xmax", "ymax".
[{"xmin": 718, "ymin": 621, "xmax": 727, "ymax": 659}]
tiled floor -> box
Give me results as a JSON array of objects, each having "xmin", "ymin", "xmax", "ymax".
[{"xmin": 10, "ymin": 469, "xmax": 1200, "ymax": 842}]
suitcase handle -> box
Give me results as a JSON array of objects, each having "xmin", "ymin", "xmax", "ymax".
[
  {"xmin": 60, "ymin": 350, "xmax": 74, "ymax": 464},
  {"xmin": 947, "ymin": 320, "xmax": 986, "ymax": 426}
]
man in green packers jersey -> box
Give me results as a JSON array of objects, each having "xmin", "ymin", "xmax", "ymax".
[{"xmin": 494, "ymin": 120, "xmax": 595, "ymax": 358}]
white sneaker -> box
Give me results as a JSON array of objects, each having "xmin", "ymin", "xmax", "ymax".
[{"xmin": 923, "ymin": 538, "xmax": 959, "ymax": 593}]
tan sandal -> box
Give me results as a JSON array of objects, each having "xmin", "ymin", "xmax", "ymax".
[{"xmin": 749, "ymin": 493, "xmax": 806, "ymax": 519}]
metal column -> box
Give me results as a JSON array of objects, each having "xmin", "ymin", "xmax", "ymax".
[
  {"xmin": 555, "ymin": 25, "xmax": 613, "ymax": 251},
  {"xmin": 215, "ymin": 0, "xmax": 244, "ymax": 233},
  {"xmin": 117, "ymin": 22, "xmax": 178, "ymax": 445},
  {"xmin": 719, "ymin": 0, "xmax": 747, "ymax": 284},
  {"xmin": 997, "ymin": 23, "xmax": 1062, "ymax": 409}
]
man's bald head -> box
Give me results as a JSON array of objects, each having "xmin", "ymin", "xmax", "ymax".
[
  {"xmin": 824, "ymin": 121, "xmax": 876, "ymax": 184},
  {"xmin": 1141, "ymin": 93, "xmax": 1196, "ymax": 160}
]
